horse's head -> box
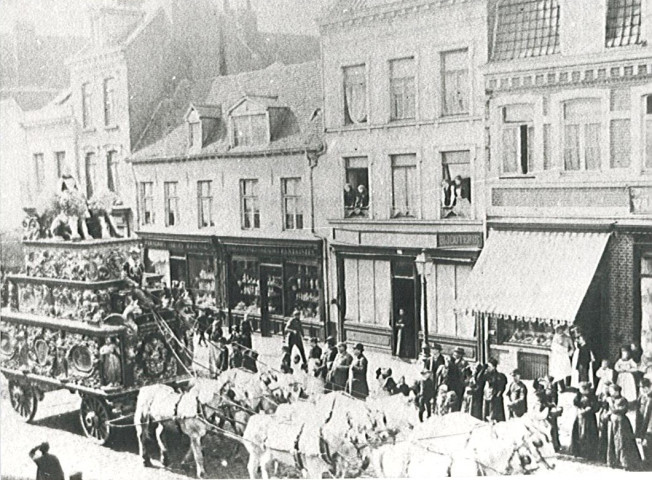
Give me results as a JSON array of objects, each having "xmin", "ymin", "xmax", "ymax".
[{"xmin": 502, "ymin": 417, "xmax": 556, "ymax": 474}]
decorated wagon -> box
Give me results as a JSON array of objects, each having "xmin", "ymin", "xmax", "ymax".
[{"xmin": 0, "ymin": 238, "xmax": 193, "ymax": 444}]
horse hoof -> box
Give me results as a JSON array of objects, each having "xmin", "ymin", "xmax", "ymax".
[
  {"xmin": 161, "ymin": 453, "xmax": 170, "ymax": 467},
  {"xmin": 143, "ymin": 459, "xmax": 153, "ymax": 468}
]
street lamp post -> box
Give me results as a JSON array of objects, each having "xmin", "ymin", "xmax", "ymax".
[{"xmin": 414, "ymin": 251, "xmax": 429, "ymax": 342}]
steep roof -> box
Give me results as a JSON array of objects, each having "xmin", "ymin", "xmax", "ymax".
[
  {"xmin": 490, "ymin": 0, "xmax": 561, "ymax": 62},
  {"xmin": 131, "ymin": 61, "xmax": 323, "ymax": 161},
  {"xmin": 0, "ymin": 88, "xmax": 60, "ymax": 111}
]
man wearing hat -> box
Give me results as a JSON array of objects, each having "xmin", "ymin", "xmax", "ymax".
[
  {"xmin": 480, "ymin": 358, "xmax": 507, "ymax": 422},
  {"xmin": 328, "ymin": 342, "xmax": 352, "ymax": 392},
  {"xmin": 209, "ymin": 336, "xmax": 229, "ymax": 378},
  {"xmin": 431, "ymin": 343, "xmax": 446, "ymax": 382},
  {"xmin": 122, "ymin": 245, "xmax": 157, "ymax": 309},
  {"xmin": 415, "ymin": 366, "xmax": 436, "ymax": 421},
  {"xmin": 317, "ymin": 336, "xmax": 338, "ymax": 388},
  {"xmin": 506, "ymin": 369, "xmax": 528, "ymax": 418},
  {"xmin": 284, "ymin": 309, "xmax": 307, "ymax": 365},
  {"xmin": 347, "ymin": 343, "xmax": 369, "ymax": 400}
]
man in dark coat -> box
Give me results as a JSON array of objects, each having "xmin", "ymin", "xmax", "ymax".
[
  {"xmin": 230, "ymin": 343, "xmax": 243, "ymax": 369},
  {"xmin": 636, "ymin": 378, "xmax": 652, "ymax": 468},
  {"xmin": 481, "ymin": 358, "xmax": 507, "ymax": 422},
  {"xmin": 347, "ymin": 343, "xmax": 369, "ymax": 400},
  {"xmin": 29, "ymin": 442, "xmax": 65, "ymax": 480},
  {"xmin": 240, "ymin": 316, "xmax": 253, "ymax": 350},
  {"xmin": 284, "ymin": 310, "xmax": 307, "ymax": 365},
  {"xmin": 506, "ymin": 369, "xmax": 528, "ymax": 418},
  {"xmin": 328, "ymin": 342, "xmax": 352, "ymax": 391},
  {"xmin": 431, "ymin": 343, "xmax": 446, "ymax": 387},
  {"xmin": 281, "ymin": 345, "xmax": 293, "ymax": 374},
  {"xmin": 209, "ymin": 336, "xmax": 229, "ymax": 377},
  {"xmin": 316, "ymin": 336, "xmax": 338, "ymax": 390},
  {"xmin": 415, "ymin": 368, "xmax": 436, "ymax": 422}
]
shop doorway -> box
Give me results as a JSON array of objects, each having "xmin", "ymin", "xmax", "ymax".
[
  {"xmin": 170, "ymin": 255, "xmax": 187, "ymax": 285},
  {"xmin": 391, "ymin": 261, "xmax": 419, "ymax": 359},
  {"xmin": 260, "ymin": 264, "xmax": 283, "ymax": 337}
]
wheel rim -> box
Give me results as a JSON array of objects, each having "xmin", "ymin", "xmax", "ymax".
[
  {"xmin": 80, "ymin": 396, "xmax": 111, "ymax": 444},
  {"xmin": 8, "ymin": 381, "xmax": 37, "ymax": 421}
]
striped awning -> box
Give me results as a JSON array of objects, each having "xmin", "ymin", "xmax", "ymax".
[{"xmin": 457, "ymin": 230, "xmax": 610, "ymax": 323}]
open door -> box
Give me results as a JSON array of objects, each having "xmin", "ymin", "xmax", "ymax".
[{"xmin": 391, "ymin": 261, "xmax": 419, "ymax": 359}]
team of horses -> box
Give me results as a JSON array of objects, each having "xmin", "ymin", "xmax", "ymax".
[{"xmin": 133, "ymin": 360, "xmax": 558, "ymax": 479}]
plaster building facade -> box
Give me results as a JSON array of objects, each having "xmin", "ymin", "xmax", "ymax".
[
  {"xmin": 315, "ymin": 0, "xmax": 488, "ymax": 360},
  {"xmin": 458, "ymin": 0, "xmax": 652, "ymax": 378},
  {"xmin": 129, "ymin": 61, "xmax": 328, "ymax": 339}
]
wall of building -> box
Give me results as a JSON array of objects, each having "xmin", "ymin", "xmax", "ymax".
[
  {"xmin": 132, "ymin": 152, "xmax": 316, "ymax": 241},
  {"xmin": 0, "ymin": 98, "xmax": 26, "ymax": 232}
]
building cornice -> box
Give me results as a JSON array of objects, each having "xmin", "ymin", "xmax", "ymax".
[
  {"xmin": 318, "ymin": 0, "xmax": 480, "ymax": 32},
  {"xmin": 128, "ymin": 145, "xmax": 321, "ymax": 165}
]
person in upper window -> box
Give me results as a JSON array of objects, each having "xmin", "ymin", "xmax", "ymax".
[
  {"xmin": 343, "ymin": 183, "xmax": 357, "ymax": 210},
  {"xmin": 451, "ymin": 176, "xmax": 472, "ymax": 218},
  {"xmin": 441, "ymin": 179, "xmax": 455, "ymax": 209},
  {"xmin": 355, "ymin": 184, "xmax": 369, "ymax": 209}
]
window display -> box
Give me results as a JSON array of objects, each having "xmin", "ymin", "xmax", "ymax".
[
  {"xmin": 491, "ymin": 317, "xmax": 555, "ymax": 348},
  {"xmin": 285, "ymin": 263, "xmax": 320, "ymax": 321},
  {"xmin": 231, "ymin": 258, "xmax": 260, "ymax": 313},
  {"xmin": 266, "ymin": 272, "xmax": 283, "ymax": 315},
  {"xmin": 188, "ymin": 255, "xmax": 216, "ymax": 307}
]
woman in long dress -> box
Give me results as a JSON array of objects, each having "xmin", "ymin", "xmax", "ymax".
[
  {"xmin": 549, "ymin": 326, "xmax": 574, "ymax": 391},
  {"xmin": 615, "ymin": 346, "xmax": 639, "ymax": 404},
  {"xmin": 570, "ymin": 382, "xmax": 599, "ymax": 460},
  {"xmin": 606, "ymin": 383, "xmax": 641, "ymax": 470}
]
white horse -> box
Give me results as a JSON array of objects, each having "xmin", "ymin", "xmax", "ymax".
[{"xmin": 133, "ymin": 377, "xmax": 226, "ymax": 478}]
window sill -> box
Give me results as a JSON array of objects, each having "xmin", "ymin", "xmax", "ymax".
[
  {"xmin": 82, "ymin": 127, "xmax": 97, "ymax": 133},
  {"xmin": 104, "ymin": 124, "xmax": 119, "ymax": 131},
  {"xmin": 499, "ymin": 174, "xmax": 536, "ymax": 180}
]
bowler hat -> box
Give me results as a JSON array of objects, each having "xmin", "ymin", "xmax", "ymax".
[
  {"xmin": 354, "ymin": 343, "xmax": 364, "ymax": 352},
  {"xmin": 453, "ymin": 347, "xmax": 465, "ymax": 355},
  {"xmin": 337, "ymin": 341, "xmax": 347, "ymax": 348},
  {"xmin": 326, "ymin": 336, "xmax": 336, "ymax": 346},
  {"xmin": 432, "ymin": 343, "xmax": 442, "ymax": 351}
]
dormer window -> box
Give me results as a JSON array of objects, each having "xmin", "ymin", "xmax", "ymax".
[
  {"xmin": 232, "ymin": 114, "xmax": 268, "ymax": 146},
  {"xmin": 189, "ymin": 121, "xmax": 201, "ymax": 148}
]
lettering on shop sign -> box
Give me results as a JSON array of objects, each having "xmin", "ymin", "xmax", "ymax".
[
  {"xmin": 142, "ymin": 239, "xmax": 213, "ymax": 253},
  {"xmin": 438, "ymin": 233, "xmax": 483, "ymax": 248},
  {"xmin": 630, "ymin": 187, "xmax": 652, "ymax": 215},
  {"xmin": 226, "ymin": 244, "xmax": 320, "ymax": 259}
]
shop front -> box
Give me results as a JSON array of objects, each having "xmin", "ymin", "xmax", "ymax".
[
  {"xmin": 333, "ymin": 243, "xmax": 480, "ymax": 360},
  {"xmin": 217, "ymin": 237, "xmax": 327, "ymax": 339},
  {"xmin": 139, "ymin": 233, "xmax": 218, "ymax": 307},
  {"xmin": 458, "ymin": 228, "xmax": 611, "ymax": 379}
]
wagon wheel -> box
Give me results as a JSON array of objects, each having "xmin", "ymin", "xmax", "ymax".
[
  {"xmin": 79, "ymin": 395, "xmax": 113, "ymax": 445},
  {"xmin": 8, "ymin": 381, "xmax": 38, "ymax": 422}
]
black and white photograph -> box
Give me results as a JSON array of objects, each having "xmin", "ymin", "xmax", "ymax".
[{"xmin": 0, "ymin": 0, "xmax": 651, "ymax": 479}]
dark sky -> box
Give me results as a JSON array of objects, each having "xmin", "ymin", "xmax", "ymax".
[{"xmin": 0, "ymin": 0, "xmax": 329, "ymax": 37}]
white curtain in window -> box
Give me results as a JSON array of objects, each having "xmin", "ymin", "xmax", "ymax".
[
  {"xmin": 344, "ymin": 66, "xmax": 367, "ymax": 124},
  {"xmin": 585, "ymin": 123, "xmax": 601, "ymax": 170},
  {"xmin": 564, "ymin": 124, "xmax": 580, "ymax": 171}
]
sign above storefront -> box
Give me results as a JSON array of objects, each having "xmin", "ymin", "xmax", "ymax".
[
  {"xmin": 438, "ymin": 233, "xmax": 483, "ymax": 248},
  {"xmin": 140, "ymin": 237, "xmax": 214, "ymax": 254},
  {"xmin": 630, "ymin": 187, "xmax": 652, "ymax": 215}
]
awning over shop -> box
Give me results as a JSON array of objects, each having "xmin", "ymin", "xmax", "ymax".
[{"xmin": 457, "ymin": 230, "xmax": 610, "ymax": 323}]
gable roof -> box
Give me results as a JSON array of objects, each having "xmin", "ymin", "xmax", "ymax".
[
  {"xmin": 189, "ymin": 104, "xmax": 222, "ymax": 119},
  {"xmin": 490, "ymin": 0, "xmax": 561, "ymax": 62},
  {"xmin": 131, "ymin": 61, "xmax": 323, "ymax": 161}
]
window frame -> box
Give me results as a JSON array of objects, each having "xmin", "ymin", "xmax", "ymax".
[
  {"xmin": 441, "ymin": 48, "xmax": 470, "ymax": 117},
  {"xmin": 84, "ymin": 151, "xmax": 97, "ymax": 199},
  {"xmin": 103, "ymin": 77, "xmax": 116, "ymax": 127},
  {"xmin": 499, "ymin": 104, "xmax": 535, "ymax": 176},
  {"xmin": 561, "ymin": 98, "xmax": 603, "ymax": 172},
  {"xmin": 343, "ymin": 156, "xmax": 371, "ymax": 218},
  {"xmin": 140, "ymin": 181, "xmax": 154, "ymax": 226},
  {"xmin": 441, "ymin": 149, "xmax": 473, "ymax": 220},
  {"xmin": 390, "ymin": 153, "xmax": 418, "ymax": 218},
  {"xmin": 342, "ymin": 63, "xmax": 368, "ymax": 126},
  {"xmin": 281, "ymin": 177, "xmax": 304, "ymax": 231},
  {"xmin": 231, "ymin": 113, "xmax": 269, "ymax": 147},
  {"xmin": 389, "ymin": 57, "xmax": 416, "ymax": 122},
  {"xmin": 189, "ymin": 120, "xmax": 201, "ymax": 148},
  {"xmin": 82, "ymin": 82, "xmax": 93, "ymax": 129},
  {"xmin": 163, "ymin": 181, "xmax": 179, "ymax": 227},
  {"xmin": 197, "ymin": 180, "xmax": 214, "ymax": 229},
  {"xmin": 106, "ymin": 150, "xmax": 119, "ymax": 194},
  {"xmin": 33, "ymin": 153, "xmax": 45, "ymax": 191},
  {"xmin": 240, "ymin": 179, "xmax": 260, "ymax": 230},
  {"xmin": 55, "ymin": 151, "xmax": 66, "ymax": 178}
]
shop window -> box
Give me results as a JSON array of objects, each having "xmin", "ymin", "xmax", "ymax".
[
  {"xmin": 343, "ymin": 64, "xmax": 367, "ymax": 125},
  {"xmin": 610, "ymin": 119, "xmax": 631, "ymax": 168},
  {"xmin": 282, "ymin": 178, "xmax": 303, "ymax": 230},
  {"xmin": 230, "ymin": 258, "xmax": 260, "ymax": 313},
  {"xmin": 164, "ymin": 181, "xmax": 179, "ymax": 227},
  {"xmin": 441, "ymin": 151, "xmax": 472, "ymax": 219},
  {"xmin": 500, "ymin": 104, "xmax": 534, "ymax": 175},
  {"xmin": 188, "ymin": 255, "xmax": 216, "ymax": 306},
  {"xmin": 391, "ymin": 154, "xmax": 418, "ymax": 218},
  {"xmin": 285, "ymin": 263, "xmax": 320, "ymax": 322},
  {"xmin": 563, "ymin": 99, "xmax": 601, "ymax": 171},
  {"xmin": 240, "ymin": 179, "xmax": 260, "ymax": 229},
  {"xmin": 82, "ymin": 82, "xmax": 93, "ymax": 129},
  {"xmin": 390, "ymin": 57, "xmax": 416, "ymax": 121},
  {"xmin": 107, "ymin": 150, "xmax": 119, "ymax": 194},
  {"xmin": 344, "ymin": 258, "xmax": 391, "ymax": 326},
  {"xmin": 33, "ymin": 153, "xmax": 45, "ymax": 191},
  {"xmin": 140, "ymin": 181, "xmax": 154, "ymax": 225},
  {"xmin": 55, "ymin": 151, "xmax": 66, "ymax": 178},
  {"xmin": 646, "ymin": 95, "xmax": 652, "ymax": 169},
  {"xmin": 85, "ymin": 152, "xmax": 98, "ymax": 199},
  {"xmin": 233, "ymin": 114, "xmax": 268, "ymax": 146},
  {"xmin": 197, "ymin": 180, "xmax": 214, "ymax": 228},
  {"xmin": 103, "ymin": 77, "xmax": 116, "ymax": 126},
  {"xmin": 441, "ymin": 49, "xmax": 469, "ymax": 116},
  {"xmin": 344, "ymin": 157, "xmax": 369, "ymax": 218},
  {"xmin": 491, "ymin": 317, "xmax": 556, "ymax": 348}
]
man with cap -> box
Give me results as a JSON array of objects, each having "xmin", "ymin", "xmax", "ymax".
[
  {"xmin": 347, "ymin": 343, "xmax": 369, "ymax": 400},
  {"xmin": 284, "ymin": 309, "xmax": 307, "ymax": 365},
  {"xmin": 317, "ymin": 336, "xmax": 338, "ymax": 389},
  {"xmin": 328, "ymin": 342, "xmax": 352, "ymax": 391},
  {"xmin": 29, "ymin": 441, "xmax": 65, "ymax": 480},
  {"xmin": 415, "ymin": 366, "xmax": 436, "ymax": 421},
  {"xmin": 480, "ymin": 358, "xmax": 507, "ymax": 422},
  {"xmin": 506, "ymin": 369, "xmax": 528, "ymax": 418},
  {"xmin": 431, "ymin": 343, "xmax": 446, "ymax": 383},
  {"xmin": 209, "ymin": 336, "xmax": 229, "ymax": 378}
]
